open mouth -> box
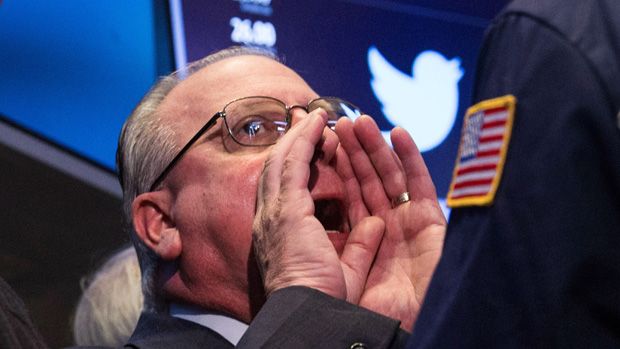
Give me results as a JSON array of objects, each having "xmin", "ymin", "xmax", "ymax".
[{"xmin": 314, "ymin": 199, "xmax": 348, "ymax": 234}]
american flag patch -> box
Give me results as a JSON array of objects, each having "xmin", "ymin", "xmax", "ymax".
[{"xmin": 447, "ymin": 95, "xmax": 516, "ymax": 207}]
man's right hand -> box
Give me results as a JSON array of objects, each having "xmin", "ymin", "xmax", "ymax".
[{"xmin": 253, "ymin": 108, "xmax": 385, "ymax": 303}]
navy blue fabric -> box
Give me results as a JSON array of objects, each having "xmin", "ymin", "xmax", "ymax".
[
  {"xmin": 239, "ymin": 286, "xmax": 408, "ymax": 349},
  {"xmin": 409, "ymin": 0, "xmax": 620, "ymax": 347},
  {"xmin": 66, "ymin": 312, "xmax": 233, "ymax": 349},
  {"xmin": 122, "ymin": 312, "xmax": 233, "ymax": 349}
]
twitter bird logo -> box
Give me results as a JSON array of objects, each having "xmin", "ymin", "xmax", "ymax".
[{"xmin": 368, "ymin": 46, "xmax": 464, "ymax": 152}]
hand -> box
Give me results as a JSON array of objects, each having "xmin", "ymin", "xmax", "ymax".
[
  {"xmin": 335, "ymin": 115, "xmax": 447, "ymax": 331},
  {"xmin": 253, "ymin": 109, "xmax": 385, "ymax": 302}
]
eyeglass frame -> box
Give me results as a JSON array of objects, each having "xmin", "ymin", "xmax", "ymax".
[{"xmin": 148, "ymin": 95, "xmax": 361, "ymax": 192}]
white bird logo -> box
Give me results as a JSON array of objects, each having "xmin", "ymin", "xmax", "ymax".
[{"xmin": 368, "ymin": 46, "xmax": 464, "ymax": 152}]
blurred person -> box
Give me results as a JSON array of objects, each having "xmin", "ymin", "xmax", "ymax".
[
  {"xmin": 73, "ymin": 246, "xmax": 142, "ymax": 347},
  {"xmin": 0, "ymin": 277, "xmax": 49, "ymax": 349},
  {"xmin": 242, "ymin": 0, "xmax": 620, "ymax": 347},
  {"xmin": 66, "ymin": 46, "xmax": 444, "ymax": 349}
]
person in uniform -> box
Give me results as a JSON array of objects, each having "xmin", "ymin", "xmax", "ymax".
[{"xmin": 411, "ymin": 0, "xmax": 620, "ymax": 347}]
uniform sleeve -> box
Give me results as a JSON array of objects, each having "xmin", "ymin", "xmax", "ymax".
[
  {"xmin": 238, "ymin": 286, "xmax": 409, "ymax": 349},
  {"xmin": 408, "ymin": 8, "xmax": 620, "ymax": 349}
]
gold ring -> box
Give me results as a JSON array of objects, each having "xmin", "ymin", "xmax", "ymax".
[{"xmin": 392, "ymin": 191, "xmax": 410, "ymax": 207}]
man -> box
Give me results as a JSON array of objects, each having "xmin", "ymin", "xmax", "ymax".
[
  {"xmin": 244, "ymin": 0, "xmax": 620, "ymax": 347},
  {"xmin": 105, "ymin": 46, "xmax": 445, "ymax": 348}
]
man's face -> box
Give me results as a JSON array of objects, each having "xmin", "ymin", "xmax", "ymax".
[{"xmin": 152, "ymin": 55, "xmax": 350, "ymax": 321}]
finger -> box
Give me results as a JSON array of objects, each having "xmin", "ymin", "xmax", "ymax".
[
  {"xmin": 279, "ymin": 109, "xmax": 330, "ymax": 195},
  {"xmin": 339, "ymin": 216, "xmax": 385, "ymax": 303},
  {"xmin": 336, "ymin": 117, "xmax": 389, "ymax": 213},
  {"xmin": 353, "ymin": 116, "xmax": 408, "ymax": 204},
  {"xmin": 337, "ymin": 117, "xmax": 389, "ymax": 211},
  {"xmin": 258, "ymin": 108, "xmax": 328, "ymax": 205},
  {"xmin": 334, "ymin": 144, "xmax": 369, "ymax": 227},
  {"xmin": 391, "ymin": 127, "xmax": 438, "ymax": 201}
]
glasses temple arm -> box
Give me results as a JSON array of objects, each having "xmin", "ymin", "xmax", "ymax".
[{"xmin": 149, "ymin": 113, "xmax": 222, "ymax": 191}]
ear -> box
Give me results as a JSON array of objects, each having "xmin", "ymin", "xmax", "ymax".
[{"xmin": 132, "ymin": 192, "xmax": 182, "ymax": 261}]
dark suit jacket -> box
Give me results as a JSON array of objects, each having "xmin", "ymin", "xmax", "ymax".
[
  {"xmin": 67, "ymin": 312, "xmax": 232, "ymax": 349},
  {"xmin": 239, "ymin": 286, "xmax": 409, "ymax": 349},
  {"xmin": 123, "ymin": 312, "xmax": 233, "ymax": 349},
  {"xmin": 70, "ymin": 287, "xmax": 406, "ymax": 349}
]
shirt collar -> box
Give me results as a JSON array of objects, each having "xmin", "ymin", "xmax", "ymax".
[{"xmin": 169, "ymin": 302, "xmax": 249, "ymax": 345}]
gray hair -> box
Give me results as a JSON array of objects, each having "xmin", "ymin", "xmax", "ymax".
[
  {"xmin": 116, "ymin": 46, "xmax": 278, "ymax": 312},
  {"xmin": 73, "ymin": 246, "xmax": 142, "ymax": 347}
]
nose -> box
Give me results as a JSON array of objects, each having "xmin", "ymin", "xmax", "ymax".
[{"xmin": 289, "ymin": 108, "xmax": 339, "ymax": 166}]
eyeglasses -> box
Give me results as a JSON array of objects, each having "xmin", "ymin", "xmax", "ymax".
[{"xmin": 149, "ymin": 96, "xmax": 362, "ymax": 191}]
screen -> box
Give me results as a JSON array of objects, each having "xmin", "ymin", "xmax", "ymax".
[
  {"xmin": 0, "ymin": 1, "xmax": 172, "ymax": 172},
  {"xmin": 171, "ymin": 0, "xmax": 510, "ymax": 210}
]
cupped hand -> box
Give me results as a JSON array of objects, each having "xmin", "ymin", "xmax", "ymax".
[
  {"xmin": 335, "ymin": 115, "xmax": 447, "ymax": 331},
  {"xmin": 253, "ymin": 109, "xmax": 385, "ymax": 302}
]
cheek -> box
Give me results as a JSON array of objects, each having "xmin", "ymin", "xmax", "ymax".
[
  {"xmin": 205, "ymin": 156, "xmax": 265, "ymax": 275},
  {"xmin": 219, "ymin": 155, "xmax": 264, "ymax": 215},
  {"xmin": 178, "ymin": 154, "xmax": 266, "ymax": 259}
]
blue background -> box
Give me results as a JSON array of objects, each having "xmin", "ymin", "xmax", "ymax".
[{"xmin": 0, "ymin": 0, "xmax": 159, "ymax": 170}]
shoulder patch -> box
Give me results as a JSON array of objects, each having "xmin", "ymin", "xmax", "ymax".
[{"xmin": 447, "ymin": 95, "xmax": 516, "ymax": 207}]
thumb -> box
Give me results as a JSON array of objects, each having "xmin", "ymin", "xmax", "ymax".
[{"xmin": 340, "ymin": 216, "xmax": 385, "ymax": 303}]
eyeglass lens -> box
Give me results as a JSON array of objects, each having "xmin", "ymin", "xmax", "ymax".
[{"xmin": 223, "ymin": 96, "xmax": 362, "ymax": 150}]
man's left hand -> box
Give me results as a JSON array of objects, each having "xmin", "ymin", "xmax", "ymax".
[{"xmin": 336, "ymin": 116, "xmax": 446, "ymax": 331}]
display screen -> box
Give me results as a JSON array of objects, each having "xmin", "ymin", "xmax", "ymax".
[
  {"xmin": 0, "ymin": 1, "xmax": 168, "ymax": 172},
  {"xmin": 171, "ymin": 0, "xmax": 509, "ymax": 207}
]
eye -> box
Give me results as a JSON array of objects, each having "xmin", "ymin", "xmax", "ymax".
[
  {"xmin": 242, "ymin": 118, "xmax": 265, "ymax": 137},
  {"xmin": 232, "ymin": 115, "xmax": 284, "ymax": 145}
]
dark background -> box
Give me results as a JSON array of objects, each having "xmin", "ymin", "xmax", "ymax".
[{"xmin": 181, "ymin": 0, "xmax": 509, "ymax": 197}]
